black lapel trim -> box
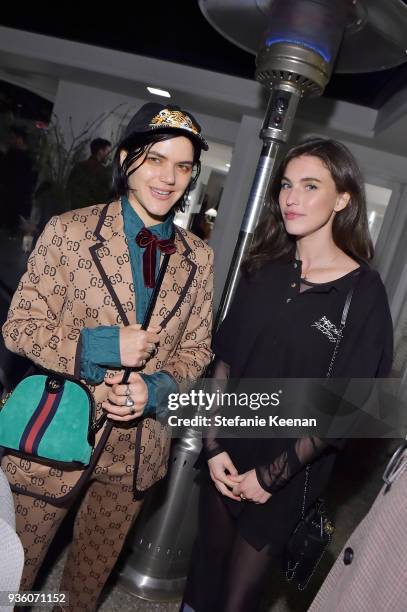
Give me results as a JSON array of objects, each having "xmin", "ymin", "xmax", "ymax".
[
  {"xmin": 74, "ymin": 332, "xmax": 83, "ymax": 378},
  {"xmin": 132, "ymin": 419, "xmax": 144, "ymax": 499},
  {"xmin": 89, "ymin": 203, "xmax": 130, "ymax": 326},
  {"xmin": 88, "ymin": 215, "xmax": 197, "ymax": 329},
  {"xmin": 160, "ymin": 227, "xmax": 196, "ymax": 328},
  {"xmin": 175, "ymin": 225, "xmax": 192, "ymax": 256}
]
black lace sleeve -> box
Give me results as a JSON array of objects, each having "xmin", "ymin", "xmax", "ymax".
[
  {"xmin": 255, "ymin": 437, "xmax": 344, "ymax": 494},
  {"xmin": 203, "ymin": 435, "xmax": 225, "ymax": 461},
  {"xmin": 202, "ymin": 359, "xmax": 229, "ymax": 461}
]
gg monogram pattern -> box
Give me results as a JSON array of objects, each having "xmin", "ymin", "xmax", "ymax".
[
  {"xmin": 3, "ymin": 422, "xmax": 145, "ymax": 609},
  {"xmin": 1, "ymin": 200, "xmax": 213, "ymax": 607},
  {"xmin": 11, "ymin": 470, "xmax": 143, "ymax": 610}
]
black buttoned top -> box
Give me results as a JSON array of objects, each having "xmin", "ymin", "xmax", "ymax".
[{"xmin": 208, "ymin": 256, "xmax": 393, "ymax": 555}]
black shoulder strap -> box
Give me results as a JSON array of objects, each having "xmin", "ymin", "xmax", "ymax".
[{"xmin": 326, "ymin": 272, "xmax": 360, "ymax": 378}]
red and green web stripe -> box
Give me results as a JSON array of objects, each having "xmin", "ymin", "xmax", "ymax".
[{"xmin": 19, "ymin": 387, "xmax": 63, "ymax": 456}]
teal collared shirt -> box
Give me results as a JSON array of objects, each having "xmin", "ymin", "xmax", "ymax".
[
  {"xmin": 80, "ymin": 197, "xmax": 177, "ymax": 416},
  {"xmin": 122, "ymin": 196, "xmax": 173, "ymax": 323}
]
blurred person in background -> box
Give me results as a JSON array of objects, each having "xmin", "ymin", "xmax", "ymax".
[
  {"xmin": 67, "ymin": 137, "xmax": 112, "ymax": 209},
  {"xmin": 0, "ymin": 125, "xmax": 37, "ymax": 235}
]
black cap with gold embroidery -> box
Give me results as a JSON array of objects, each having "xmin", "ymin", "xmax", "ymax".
[{"xmin": 124, "ymin": 102, "xmax": 208, "ymax": 150}]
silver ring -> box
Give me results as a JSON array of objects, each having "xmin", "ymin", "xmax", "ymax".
[
  {"xmin": 141, "ymin": 359, "xmax": 146, "ymax": 366},
  {"xmin": 240, "ymin": 493, "xmax": 247, "ymax": 500},
  {"xmin": 125, "ymin": 397, "xmax": 134, "ymax": 407}
]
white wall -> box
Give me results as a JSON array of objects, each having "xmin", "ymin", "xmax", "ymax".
[
  {"xmin": 52, "ymin": 81, "xmax": 140, "ymax": 151},
  {"xmin": 52, "ymin": 80, "xmax": 240, "ymax": 159}
]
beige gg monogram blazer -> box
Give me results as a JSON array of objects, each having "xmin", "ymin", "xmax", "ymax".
[{"xmin": 2, "ymin": 200, "xmax": 213, "ymax": 502}]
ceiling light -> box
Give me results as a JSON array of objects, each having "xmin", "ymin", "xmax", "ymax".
[{"xmin": 147, "ymin": 87, "xmax": 171, "ymax": 98}]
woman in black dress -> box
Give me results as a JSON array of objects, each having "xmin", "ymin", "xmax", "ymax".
[{"xmin": 181, "ymin": 138, "xmax": 393, "ymax": 612}]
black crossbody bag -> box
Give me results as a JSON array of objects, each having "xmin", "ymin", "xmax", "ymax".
[{"xmin": 284, "ymin": 283, "xmax": 355, "ymax": 590}]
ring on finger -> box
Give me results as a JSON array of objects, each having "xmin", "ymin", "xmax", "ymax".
[
  {"xmin": 140, "ymin": 359, "xmax": 146, "ymax": 367},
  {"xmin": 240, "ymin": 493, "xmax": 247, "ymax": 500},
  {"xmin": 129, "ymin": 406, "xmax": 136, "ymax": 415},
  {"xmin": 125, "ymin": 396, "xmax": 134, "ymax": 408}
]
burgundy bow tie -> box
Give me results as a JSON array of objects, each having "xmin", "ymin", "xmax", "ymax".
[{"xmin": 135, "ymin": 227, "xmax": 176, "ymax": 288}]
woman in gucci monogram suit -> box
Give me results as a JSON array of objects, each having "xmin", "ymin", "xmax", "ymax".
[
  {"xmin": 182, "ymin": 138, "xmax": 393, "ymax": 612},
  {"xmin": 2, "ymin": 102, "xmax": 213, "ymax": 611}
]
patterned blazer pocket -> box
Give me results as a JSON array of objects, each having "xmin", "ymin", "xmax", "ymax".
[{"xmin": 134, "ymin": 419, "xmax": 170, "ymax": 493}]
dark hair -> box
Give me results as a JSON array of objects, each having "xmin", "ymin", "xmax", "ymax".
[
  {"xmin": 90, "ymin": 138, "xmax": 111, "ymax": 156},
  {"xmin": 111, "ymin": 131, "xmax": 202, "ymax": 212},
  {"xmin": 244, "ymin": 137, "xmax": 373, "ymax": 276},
  {"xmin": 10, "ymin": 124, "xmax": 28, "ymax": 142}
]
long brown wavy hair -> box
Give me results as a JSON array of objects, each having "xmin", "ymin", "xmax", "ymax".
[{"xmin": 243, "ymin": 138, "xmax": 373, "ymax": 276}]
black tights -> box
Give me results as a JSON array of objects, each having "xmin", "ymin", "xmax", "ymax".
[{"xmin": 182, "ymin": 479, "xmax": 272, "ymax": 612}]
